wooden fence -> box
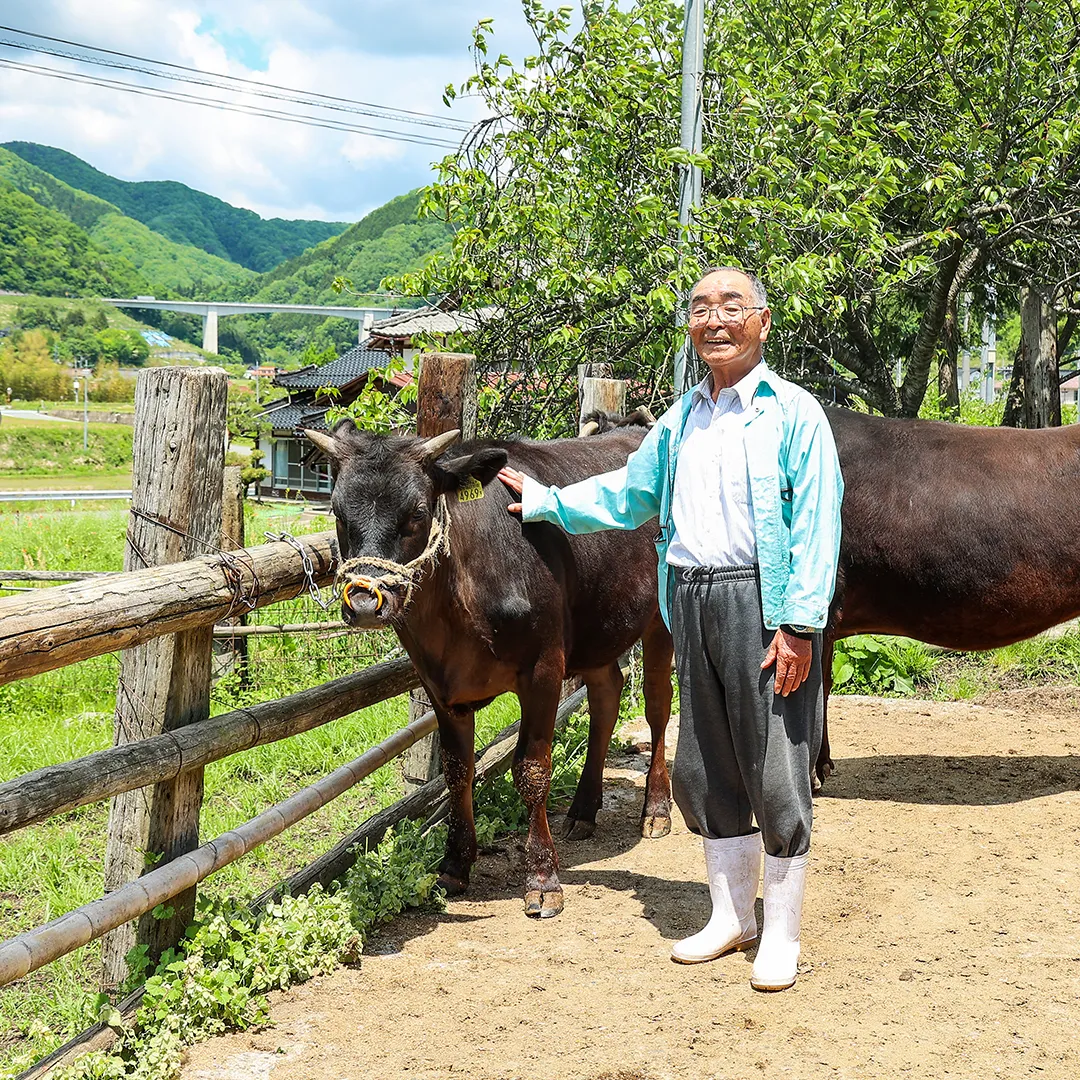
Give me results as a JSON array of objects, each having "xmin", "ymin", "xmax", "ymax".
[
  {"xmin": 0, "ymin": 356, "xmax": 628, "ymax": 1080},
  {"xmin": 0, "ymin": 358, "xmax": 598, "ymax": 1079}
]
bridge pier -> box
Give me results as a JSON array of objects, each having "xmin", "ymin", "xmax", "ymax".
[{"xmin": 202, "ymin": 307, "xmax": 219, "ymax": 355}]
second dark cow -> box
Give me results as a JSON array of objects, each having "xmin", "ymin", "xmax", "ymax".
[{"xmin": 305, "ymin": 420, "xmax": 674, "ymax": 919}]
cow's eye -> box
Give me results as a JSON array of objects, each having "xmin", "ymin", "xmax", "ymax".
[{"xmin": 402, "ymin": 507, "xmax": 427, "ymax": 534}]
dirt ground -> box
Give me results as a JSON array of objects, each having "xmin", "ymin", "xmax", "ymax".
[{"xmin": 181, "ymin": 689, "xmax": 1080, "ymax": 1080}]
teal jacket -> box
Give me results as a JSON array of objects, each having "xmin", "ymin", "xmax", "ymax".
[{"xmin": 521, "ymin": 365, "xmax": 844, "ymax": 631}]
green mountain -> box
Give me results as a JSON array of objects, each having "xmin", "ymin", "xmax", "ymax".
[
  {"xmin": 243, "ymin": 191, "xmax": 452, "ymax": 304},
  {"xmin": 0, "ymin": 183, "xmax": 148, "ymax": 297},
  {"xmin": 4, "ymin": 142, "xmax": 349, "ymax": 272},
  {"xmin": 0, "ymin": 148, "xmax": 253, "ymax": 293},
  {"xmin": 198, "ymin": 190, "xmax": 453, "ymax": 364}
]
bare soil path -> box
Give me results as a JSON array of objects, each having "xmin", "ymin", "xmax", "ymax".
[{"xmin": 182, "ymin": 690, "xmax": 1080, "ymax": 1080}]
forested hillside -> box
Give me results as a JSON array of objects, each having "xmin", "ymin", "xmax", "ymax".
[
  {"xmin": 184, "ymin": 190, "xmax": 453, "ymax": 364},
  {"xmin": 0, "ymin": 149, "xmax": 253, "ymax": 294},
  {"xmin": 243, "ymin": 191, "xmax": 452, "ymax": 303},
  {"xmin": 4, "ymin": 142, "xmax": 348, "ymax": 272},
  {"xmin": 0, "ymin": 185, "xmax": 147, "ymax": 297}
]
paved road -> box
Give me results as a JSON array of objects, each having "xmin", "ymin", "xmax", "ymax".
[{"xmin": 0, "ymin": 408, "xmax": 77, "ymax": 423}]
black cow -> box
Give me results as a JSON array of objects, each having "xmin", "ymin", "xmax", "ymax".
[
  {"xmin": 305, "ymin": 421, "xmax": 674, "ymax": 919},
  {"xmin": 821, "ymin": 407, "xmax": 1080, "ymax": 780}
]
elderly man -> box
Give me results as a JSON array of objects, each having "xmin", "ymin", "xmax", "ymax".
[{"xmin": 498, "ymin": 267, "xmax": 842, "ymax": 991}]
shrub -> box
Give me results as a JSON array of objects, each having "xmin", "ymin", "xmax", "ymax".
[{"xmin": 832, "ymin": 635, "xmax": 938, "ymax": 696}]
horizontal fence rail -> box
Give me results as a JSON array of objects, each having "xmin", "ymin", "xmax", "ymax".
[
  {"xmin": 0, "ymin": 707, "xmax": 440, "ymax": 989},
  {"xmin": 211, "ymin": 621, "xmax": 346, "ymax": 638},
  {"xmin": 0, "ymin": 656, "xmax": 421, "ymax": 836},
  {"xmin": 0, "ymin": 571, "xmax": 116, "ymax": 582},
  {"xmin": 0, "ymin": 531, "xmax": 336, "ymax": 687}
]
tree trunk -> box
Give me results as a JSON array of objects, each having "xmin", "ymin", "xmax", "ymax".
[
  {"xmin": 899, "ymin": 238, "xmax": 964, "ymax": 417},
  {"xmin": 1001, "ymin": 343, "xmax": 1024, "ymax": 427},
  {"xmin": 939, "ymin": 294, "xmax": 961, "ymax": 418},
  {"xmin": 1019, "ymin": 286, "xmax": 1059, "ymax": 428}
]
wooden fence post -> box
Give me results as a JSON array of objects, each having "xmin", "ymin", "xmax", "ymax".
[
  {"xmin": 101, "ymin": 367, "xmax": 228, "ymax": 990},
  {"xmin": 402, "ymin": 353, "xmax": 477, "ymax": 792},
  {"xmin": 577, "ymin": 362, "xmax": 613, "ymax": 420},
  {"xmin": 579, "ymin": 377, "xmax": 627, "ymax": 434},
  {"xmin": 214, "ymin": 466, "xmax": 248, "ymax": 683}
]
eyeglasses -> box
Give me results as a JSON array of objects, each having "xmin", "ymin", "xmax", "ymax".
[{"xmin": 688, "ymin": 302, "xmax": 766, "ymax": 325}]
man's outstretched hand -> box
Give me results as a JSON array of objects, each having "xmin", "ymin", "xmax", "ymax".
[{"xmin": 497, "ymin": 466, "xmax": 526, "ymax": 515}]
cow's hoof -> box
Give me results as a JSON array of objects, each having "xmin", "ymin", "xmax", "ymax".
[
  {"xmin": 437, "ymin": 871, "xmax": 469, "ymax": 896},
  {"xmin": 562, "ymin": 815, "xmax": 595, "ymax": 841},
  {"xmin": 524, "ymin": 889, "xmax": 564, "ymax": 919},
  {"xmin": 641, "ymin": 814, "xmax": 671, "ymax": 839},
  {"xmin": 811, "ymin": 772, "xmax": 823, "ymax": 795}
]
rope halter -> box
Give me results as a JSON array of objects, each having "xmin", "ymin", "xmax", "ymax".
[{"xmin": 336, "ymin": 493, "xmax": 452, "ymax": 615}]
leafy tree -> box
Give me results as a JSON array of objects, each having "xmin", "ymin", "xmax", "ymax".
[
  {"xmin": 90, "ymin": 362, "xmax": 136, "ymax": 403},
  {"xmin": 396, "ymin": 0, "xmax": 1080, "ymax": 430},
  {"xmin": 94, "ymin": 327, "xmax": 150, "ymax": 365},
  {"xmin": 0, "ymin": 329, "xmax": 71, "ymax": 399}
]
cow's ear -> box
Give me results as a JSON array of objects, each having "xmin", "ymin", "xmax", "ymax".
[{"xmin": 431, "ymin": 447, "xmax": 508, "ymax": 493}]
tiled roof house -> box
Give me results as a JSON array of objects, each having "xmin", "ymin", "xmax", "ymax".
[{"xmin": 254, "ymin": 341, "xmax": 410, "ymax": 501}]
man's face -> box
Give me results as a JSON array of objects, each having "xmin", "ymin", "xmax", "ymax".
[{"xmin": 687, "ymin": 270, "xmax": 772, "ymax": 387}]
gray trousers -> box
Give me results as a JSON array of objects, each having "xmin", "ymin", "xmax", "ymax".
[{"xmin": 670, "ymin": 565, "xmax": 823, "ymax": 858}]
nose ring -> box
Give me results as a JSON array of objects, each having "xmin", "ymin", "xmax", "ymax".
[{"xmin": 343, "ymin": 576, "xmax": 384, "ymax": 613}]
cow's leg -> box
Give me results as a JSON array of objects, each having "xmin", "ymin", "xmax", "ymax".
[
  {"xmin": 813, "ymin": 634, "xmax": 836, "ymax": 792},
  {"xmin": 563, "ymin": 660, "xmax": 624, "ymax": 841},
  {"xmin": 640, "ymin": 613, "xmax": 674, "ymax": 838},
  {"xmin": 513, "ymin": 653, "xmax": 565, "ymax": 918},
  {"xmin": 435, "ymin": 703, "xmax": 477, "ymax": 895}
]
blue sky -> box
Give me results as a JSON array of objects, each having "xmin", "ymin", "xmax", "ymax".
[{"xmin": 0, "ymin": 0, "xmax": 552, "ymax": 223}]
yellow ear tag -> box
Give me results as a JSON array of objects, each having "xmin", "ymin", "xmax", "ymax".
[{"xmin": 457, "ymin": 476, "xmax": 485, "ymax": 502}]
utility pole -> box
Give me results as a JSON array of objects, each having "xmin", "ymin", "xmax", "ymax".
[
  {"xmin": 82, "ymin": 359, "xmax": 89, "ymax": 450},
  {"xmin": 673, "ymin": 0, "xmax": 705, "ymax": 397}
]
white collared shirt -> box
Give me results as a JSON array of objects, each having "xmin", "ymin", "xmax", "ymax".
[{"xmin": 666, "ymin": 362, "xmax": 762, "ymax": 568}]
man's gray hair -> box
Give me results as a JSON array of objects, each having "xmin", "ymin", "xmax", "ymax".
[{"xmin": 692, "ymin": 266, "xmax": 768, "ymax": 308}]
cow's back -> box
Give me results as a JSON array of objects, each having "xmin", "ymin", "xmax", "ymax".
[{"xmin": 827, "ymin": 407, "xmax": 1080, "ymax": 646}]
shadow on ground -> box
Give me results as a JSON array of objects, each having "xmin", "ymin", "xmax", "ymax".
[{"xmin": 820, "ymin": 753, "xmax": 1080, "ymax": 804}]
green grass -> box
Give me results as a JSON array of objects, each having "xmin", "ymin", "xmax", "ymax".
[
  {"xmin": 0, "ymin": 474, "xmax": 132, "ymax": 491},
  {"xmin": 832, "ymin": 630, "xmax": 1080, "ymax": 701},
  {"xmin": 12, "ymin": 401, "xmax": 137, "ymax": 413},
  {"xmin": 0, "ymin": 503, "xmax": 524, "ymax": 1072},
  {"xmin": 0, "ymin": 650, "xmax": 520, "ymax": 1073},
  {"xmin": 0, "ymin": 417, "xmax": 133, "ymax": 477}
]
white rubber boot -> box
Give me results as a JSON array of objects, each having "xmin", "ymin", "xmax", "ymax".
[
  {"xmin": 751, "ymin": 851, "xmax": 808, "ymax": 990},
  {"xmin": 671, "ymin": 833, "xmax": 761, "ymax": 963}
]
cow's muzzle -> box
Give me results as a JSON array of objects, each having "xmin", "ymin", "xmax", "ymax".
[{"xmin": 341, "ymin": 575, "xmax": 392, "ymax": 629}]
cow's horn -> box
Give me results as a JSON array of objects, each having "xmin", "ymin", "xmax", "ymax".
[
  {"xmin": 303, "ymin": 429, "xmax": 339, "ymax": 458},
  {"xmin": 579, "ymin": 420, "xmax": 600, "ymax": 437},
  {"xmin": 637, "ymin": 406, "xmax": 657, "ymax": 425},
  {"xmin": 421, "ymin": 429, "xmax": 461, "ymax": 460}
]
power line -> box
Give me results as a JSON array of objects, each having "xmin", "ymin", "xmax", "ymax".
[
  {"xmin": 0, "ymin": 35, "xmax": 473, "ymax": 133},
  {"xmin": 0, "ymin": 57, "xmax": 462, "ymax": 149},
  {"xmin": 0, "ymin": 22, "xmax": 473, "ymax": 129}
]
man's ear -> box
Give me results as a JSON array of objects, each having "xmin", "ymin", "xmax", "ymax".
[{"xmin": 431, "ymin": 447, "xmax": 509, "ymax": 493}]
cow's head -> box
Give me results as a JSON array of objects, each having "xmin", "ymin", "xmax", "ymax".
[{"xmin": 303, "ymin": 420, "xmax": 507, "ymax": 629}]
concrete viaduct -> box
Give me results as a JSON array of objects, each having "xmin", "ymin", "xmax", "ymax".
[{"xmin": 101, "ymin": 299, "xmax": 397, "ymax": 354}]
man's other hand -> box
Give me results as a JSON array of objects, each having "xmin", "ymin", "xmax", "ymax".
[
  {"xmin": 761, "ymin": 629, "xmax": 813, "ymax": 696},
  {"xmin": 497, "ymin": 465, "xmax": 526, "ymax": 515}
]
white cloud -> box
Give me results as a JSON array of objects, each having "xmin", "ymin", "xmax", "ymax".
[{"xmin": 0, "ymin": 0, "xmax": 538, "ymax": 221}]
